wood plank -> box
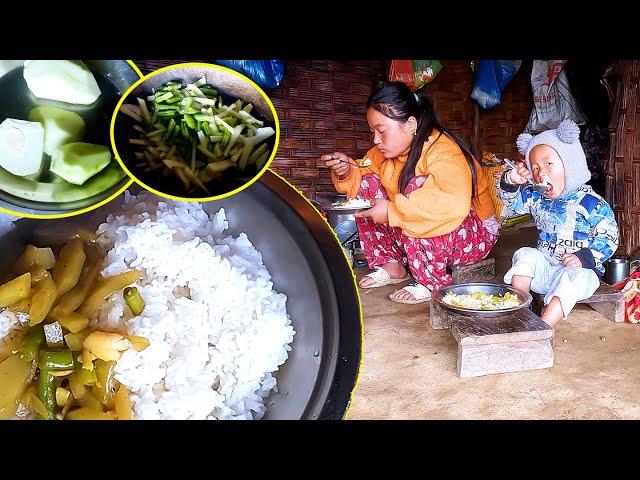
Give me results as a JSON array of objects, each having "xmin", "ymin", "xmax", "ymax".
[
  {"xmin": 532, "ymin": 280, "xmax": 624, "ymax": 322},
  {"xmin": 586, "ymin": 299, "xmax": 626, "ymax": 323},
  {"xmin": 532, "ymin": 280, "xmax": 622, "ymax": 306},
  {"xmin": 457, "ymin": 339, "xmax": 554, "ymax": 378},
  {"xmin": 448, "ymin": 308, "xmax": 553, "ymax": 346},
  {"xmin": 587, "ymin": 281, "xmax": 623, "ymax": 302},
  {"xmin": 429, "ymin": 300, "xmax": 450, "ymax": 330}
]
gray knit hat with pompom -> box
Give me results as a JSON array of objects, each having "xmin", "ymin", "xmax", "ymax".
[{"xmin": 516, "ymin": 120, "xmax": 591, "ymax": 195}]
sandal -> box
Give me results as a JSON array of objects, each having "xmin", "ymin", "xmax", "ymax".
[
  {"xmin": 359, "ymin": 266, "xmax": 410, "ymax": 288},
  {"xmin": 389, "ymin": 282, "xmax": 433, "ymax": 304}
]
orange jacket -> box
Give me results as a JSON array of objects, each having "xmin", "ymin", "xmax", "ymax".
[{"xmin": 331, "ymin": 130, "xmax": 496, "ymax": 238}]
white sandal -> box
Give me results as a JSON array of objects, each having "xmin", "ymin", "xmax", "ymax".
[
  {"xmin": 359, "ymin": 266, "xmax": 410, "ymax": 288},
  {"xmin": 389, "ymin": 282, "xmax": 432, "ymax": 304}
]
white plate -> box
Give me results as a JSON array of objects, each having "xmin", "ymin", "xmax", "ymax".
[{"xmin": 330, "ymin": 203, "xmax": 372, "ymax": 210}]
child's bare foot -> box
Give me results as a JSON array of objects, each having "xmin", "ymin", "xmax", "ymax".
[{"xmin": 359, "ymin": 262, "xmax": 407, "ymax": 288}]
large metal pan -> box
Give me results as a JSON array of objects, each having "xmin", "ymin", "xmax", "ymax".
[{"xmin": 0, "ymin": 170, "xmax": 362, "ymax": 420}]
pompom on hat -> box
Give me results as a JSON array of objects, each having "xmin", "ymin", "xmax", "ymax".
[{"xmin": 516, "ymin": 119, "xmax": 591, "ymax": 195}]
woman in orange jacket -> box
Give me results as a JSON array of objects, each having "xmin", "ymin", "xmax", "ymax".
[{"xmin": 323, "ymin": 82, "xmax": 499, "ymax": 304}]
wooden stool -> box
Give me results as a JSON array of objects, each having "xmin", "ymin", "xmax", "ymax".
[
  {"xmin": 430, "ymin": 300, "xmax": 554, "ymax": 378},
  {"xmin": 449, "ymin": 257, "xmax": 495, "ymax": 284},
  {"xmin": 531, "ymin": 280, "xmax": 624, "ymax": 323}
]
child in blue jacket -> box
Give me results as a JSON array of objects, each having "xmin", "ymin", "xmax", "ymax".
[{"xmin": 499, "ymin": 120, "xmax": 619, "ymax": 330}]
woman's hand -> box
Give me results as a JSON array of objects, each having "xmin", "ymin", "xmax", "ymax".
[
  {"xmin": 354, "ymin": 199, "xmax": 389, "ymax": 224},
  {"xmin": 508, "ymin": 161, "xmax": 533, "ymax": 185},
  {"xmin": 322, "ymin": 152, "xmax": 351, "ymax": 178},
  {"xmin": 561, "ymin": 253, "xmax": 583, "ymax": 268}
]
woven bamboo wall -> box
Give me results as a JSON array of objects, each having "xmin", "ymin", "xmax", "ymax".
[
  {"xmin": 423, "ymin": 60, "xmax": 532, "ymax": 159},
  {"xmin": 270, "ymin": 60, "xmax": 533, "ymax": 200},
  {"xmin": 134, "ymin": 60, "xmax": 534, "ymax": 202},
  {"xmin": 605, "ymin": 60, "xmax": 640, "ymax": 257},
  {"xmin": 268, "ymin": 60, "xmax": 386, "ymax": 199}
]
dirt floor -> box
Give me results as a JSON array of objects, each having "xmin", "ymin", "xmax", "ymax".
[{"xmin": 346, "ymin": 225, "xmax": 640, "ymax": 420}]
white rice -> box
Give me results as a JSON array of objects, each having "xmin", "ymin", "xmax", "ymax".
[{"xmin": 92, "ymin": 191, "xmax": 295, "ymax": 420}]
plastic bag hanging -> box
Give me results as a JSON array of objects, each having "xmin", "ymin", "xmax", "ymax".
[
  {"xmin": 525, "ymin": 60, "xmax": 586, "ymax": 133},
  {"xmin": 210, "ymin": 60, "xmax": 285, "ymax": 90},
  {"xmin": 471, "ymin": 60, "xmax": 522, "ymax": 109},
  {"xmin": 388, "ymin": 60, "xmax": 442, "ymax": 91}
]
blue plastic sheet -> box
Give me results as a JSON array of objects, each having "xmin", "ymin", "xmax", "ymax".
[
  {"xmin": 471, "ymin": 60, "xmax": 521, "ymax": 109},
  {"xmin": 211, "ymin": 60, "xmax": 285, "ymax": 90}
]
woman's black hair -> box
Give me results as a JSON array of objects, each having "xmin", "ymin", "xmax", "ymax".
[{"xmin": 367, "ymin": 82, "xmax": 478, "ymax": 199}]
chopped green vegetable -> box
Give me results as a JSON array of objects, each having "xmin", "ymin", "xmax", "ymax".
[
  {"xmin": 38, "ymin": 349, "xmax": 75, "ymax": 371},
  {"xmin": 37, "ymin": 371, "xmax": 56, "ymax": 420},
  {"xmin": 18, "ymin": 325, "xmax": 45, "ymax": 362},
  {"xmin": 124, "ymin": 80, "xmax": 274, "ymax": 194},
  {"xmin": 184, "ymin": 114, "xmax": 196, "ymax": 130},
  {"xmin": 123, "ymin": 287, "xmax": 145, "ymax": 316}
]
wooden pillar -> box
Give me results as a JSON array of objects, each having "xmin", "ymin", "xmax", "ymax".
[{"xmin": 604, "ymin": 60, "xmax": 640, "ymax": 257}]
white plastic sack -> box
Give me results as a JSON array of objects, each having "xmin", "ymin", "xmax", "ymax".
[{"xmin": 525, "ymin": 60, "xmax": 586, "ymax": 134}]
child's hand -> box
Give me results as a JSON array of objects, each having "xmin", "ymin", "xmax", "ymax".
[
  {"xmin": 561, "ymin": 253, "xmax": 583, "ymax": 268},
  {"xmin": 508, "ymin": 161, "xmax": 533, "ymax": 185},
  {"xmin": 493, "ymin": 166, "xmax": 506, "ymax": 180}
]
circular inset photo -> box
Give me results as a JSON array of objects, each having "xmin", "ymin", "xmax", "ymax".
[
  {"xmin": 111, "ymin": 63, "xmax": 280, "ymax": 201},
  {"xmin": 0, "ymin": 60, "xmax": 141, "ymax": 218}
]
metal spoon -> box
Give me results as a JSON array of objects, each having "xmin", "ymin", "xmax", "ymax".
[
  {"xmin": 326, "ymin": 154, "xmax": 371, "ymax": 169},
  {"xmin": 502, "ymin": 158, "xmax": 550, "ymax": 193}
]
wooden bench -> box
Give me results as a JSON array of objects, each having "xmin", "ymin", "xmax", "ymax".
[
  {"xmin": 531, "ymin": 280, "xmax": 624, "ymax": 323},
  {"xmin": 430, "ymin": 300, "xmax": 554, "ymax": 378},
  {"xmin": 449, "ymin": 257, "xmax": 495, "ymax": 284}
]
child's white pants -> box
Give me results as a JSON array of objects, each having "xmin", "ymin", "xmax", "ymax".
[{"xmin": 504, "ymin": 247, "xmax": 601, "ymax": 318}]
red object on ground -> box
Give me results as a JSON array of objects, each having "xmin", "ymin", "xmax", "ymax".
[
  {"xmin": 355, "ymin": 174, "xmax": 498, "ymax": 291},
  {"xmin": 614, "ymin": 272, "xmax": 640, "ymax": 323}
]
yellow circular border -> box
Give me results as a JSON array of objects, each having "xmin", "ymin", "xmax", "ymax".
[
  {"xmin": 262, "ymin": 170, "xmax": 365, "ymax": 420},
  {"xmin": 0, "ymin": 60, "xmax": 143, "ymax": 220},
  {"xmin": 109, "ymin": 62, "xmax": 281, "ymax": 203}
]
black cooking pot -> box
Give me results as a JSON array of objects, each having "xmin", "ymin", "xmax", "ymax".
[
  {"xmin": 1, "ymin": 170, "xmax": 362, "ymax": 419},
  {"xmin": 0, "ymin": 60, "xmax": 140, "ymax": 216}
]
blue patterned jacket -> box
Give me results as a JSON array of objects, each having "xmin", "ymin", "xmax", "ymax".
[{"xmin": 499, "ymin": 178, "xmax": 619, "ymax": 276}]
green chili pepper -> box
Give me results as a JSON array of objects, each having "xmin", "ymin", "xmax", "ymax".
[
  {"xmin": 123, "ymin": 287, "xmax": 145, "ymax": 316},
  {"xmin": 38, "ymin": 349, "xmax": 75, "ymax": 371},
  {"xmin": 18, "ymin": 325, "xmax": 45, "ymax": 362},
  {"xmin": 37, "ymin": 371, "xmax": 56, "ymax": 420}
]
